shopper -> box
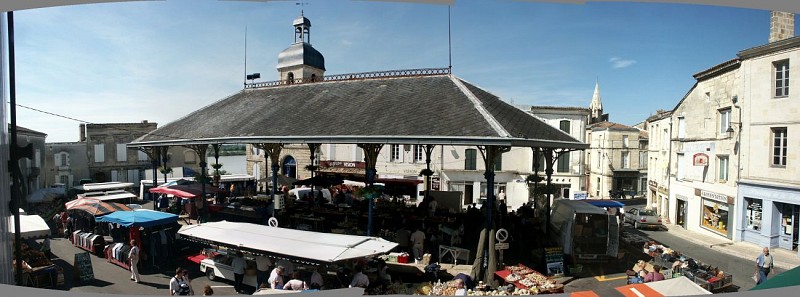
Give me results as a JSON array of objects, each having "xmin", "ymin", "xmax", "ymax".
[
  {"xmin": 349, "ymin": 266, "xmax": 369, "ymax": 288},
  {"xmin": 231, "ymin": 251, "xmax": 246, "ymax": 293},
  {"xmin": 41, "ymin": 235, "xmax": 52, "ymax": 259},
  {"xmin": 410, "ymin": 226, "xmax": 426, "ymax": 263},
  {"xmin": 269, "ymin": 265, "xmax": 285, "ymax": 289},
  {"xmin": 643, "ymin": 265, "xmax": 665, "ymax": 283},
  {"xmin": 309, "ymin": 266, "xmax": 324, "ymax": 289},
  {"xmin": 129, "ymin": 239, "xmax": 141, "ymax": 283},
  {"xmin": 170, "ymin": 268, "xmax": 192, "ymax": 295},
  {"xmin": 255, "ymin": 254, "xmax": 272, "ymax": 289},
  {"xmin": 283, "ymin": 271, "xmax": 309, "ymax": 290},
  {"xmin": 755, "ymin": 247, "xmax": 774, "ymax": 285}
]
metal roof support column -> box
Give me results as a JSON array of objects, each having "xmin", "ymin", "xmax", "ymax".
[
  {"xmin": 476, "ymin": 145, "xmax": 510, "ymax": 283},
  {"xmin": 543, "ymin": 148, "xmax": 555, "ymax": 236},
  {"xmin": 186, "ymin": 144, "xmax": 209, "ymax": 223},
  {"xmin": 211, "ymin": 144, "xmax": 222, "ymax": 187},
  {"xmin": 256, "ymin": 143, "xmax": 283, "ymax": 217},
  {"xmin": 358, "ymin": 143, "xmax": 383, "ymax": 237},
  {"xmin": 160, "ymin": 147, "xmax": 170, "ymax": 184},
  {"xmin": 137, "ymin": 146, "xmax": 165, "ymax": 211},
  {"xmin": 307, "ymin": 144, "xmax": 320, "ymax": 202},
  {"xmin": 422, "ymin": 145, "xmax": 436, "ymax": 203}
]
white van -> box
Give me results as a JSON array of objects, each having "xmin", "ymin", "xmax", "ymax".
[
  {"xmin": 289, "ymin": 188, "xmax": 331, "ymax": 202},
  {"xmin": 549, "ymin": 199, "xmax": 620, "ymax": 262}
]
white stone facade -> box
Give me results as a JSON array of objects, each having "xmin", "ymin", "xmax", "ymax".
[{"xmin": 644, "ymin": 111, "xmax": 672, "ymax": 219}]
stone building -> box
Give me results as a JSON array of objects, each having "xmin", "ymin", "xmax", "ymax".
[
  {"xmin": 586, "ymin": 121, "xmax": 647, "ymax": 199},
  {"xmin": 527, "ymin": 106, "xmax": 591, "ymax": 197},
  {"xmin": 44, "ymin": 142, "xmax": 89, "ymax": 188},
  {"xmin": 735, "ymin": 11, "xmax": 800, "ymax": 252},
  {"xmin": 644, "ymin": 110, "xmax": 673, "ymax": 219}
]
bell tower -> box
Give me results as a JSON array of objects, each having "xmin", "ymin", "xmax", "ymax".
[{"xmin": 277, "ymin": 12, "xmax": 326, "ymax": 84}]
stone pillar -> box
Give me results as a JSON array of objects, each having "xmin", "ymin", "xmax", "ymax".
[{"xmin": 256, "ymin": 144, "xmax": 283, "ymax": 217}]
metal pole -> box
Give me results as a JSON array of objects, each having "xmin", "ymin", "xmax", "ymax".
[
  {"xmin": 545, "ymin": 149, "xmax": 554, "ymax": 235},
  {"xmin": 7, "ymin": 11, "xmax": 23, "ymax": 286},
  {"xmin": 272, "ymin": 163, "xmax": 279, "ymax": 216},
  {"xmin": 152, "ymin": 157, "xmax": 158, "ymax": 211}
]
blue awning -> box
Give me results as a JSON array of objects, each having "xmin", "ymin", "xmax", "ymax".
[
  {"xmin": 96, "ymin": 210, "xmax": 178, "ymax": 228},
  {"xmin": 584, "ymin": 200, "xmax": 625, "ymax": 208}
]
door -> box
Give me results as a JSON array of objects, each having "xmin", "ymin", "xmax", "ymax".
[
  {"xmin": 676, "ymin": 200, "xmax": 687, "ymax": 228},
  {"xmin": 464, "ymin": 184, "xmax": 474, "ymax": 206}
]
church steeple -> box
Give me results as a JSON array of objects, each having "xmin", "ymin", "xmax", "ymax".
[
  {"xmin": 277, "ymin": 12, "xmax": 326, "ymax": 84},
  {"xmin": 590, "ymin": 80, "xmax": 605, "ymax": 124}
]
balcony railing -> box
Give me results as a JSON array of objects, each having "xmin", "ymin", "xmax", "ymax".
[{"xmin": 245, "ymin": 67, "xmax": 451, "ymax": 89}]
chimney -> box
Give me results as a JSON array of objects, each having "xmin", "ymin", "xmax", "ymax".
[
  {"xmin": 79, "ymin": 124, "xmax": 86, "ymax": 142},
  {"xmin": 769, "ymin": 11, "xmax": 795, "ymax": 43}
]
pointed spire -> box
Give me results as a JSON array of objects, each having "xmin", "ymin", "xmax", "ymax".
[
  {"xmin": 590, "ymin": 80, "xmax": 604, "ymax": 123},
  {"xmin": 591, "ymin": 80, "xmax": 602, "ymax": 111}
]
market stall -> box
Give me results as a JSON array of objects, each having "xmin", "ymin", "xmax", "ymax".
[
  {"xmin": 96, "ymin": 210, "xmax": 179, "ymax": 270},
  {"xmin": 8, "ymin": 214, "xmax": 51, "ymax": 239},
  {"xmin": 11, "ymin": 242, "xmax": 65, "ymax": 289},
  {"xmin": 65, "ymin": 198, "xmax": 132, "ymax": 254},
  {"xmin": 638, "ymin": 241, "xmax": 733, "ymax": 292},
  {"xmin": 616, "ymin": 276, "xmax": 712, "ymax": 296},
  {"xmin": 494, "ymin": 264, "xmax": 564, "ymax": 294}
]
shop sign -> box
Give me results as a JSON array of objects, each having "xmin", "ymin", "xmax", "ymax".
[
  {"xmin": 431, "ymin": 176, "xmax": 441, "ymax": 191},
  {"xmin": 693, "ymin": 153, "xmax": 709, "ymax": 166},
  {"xmin": 648, "ymin": 180, "xmax": 658, "ymax": 188},
  {"xmin": 657, "ymin": 186, "xmax": 669, "ymax": 195},
  {"xmin": 319, "ymin": 160, "xmax": 365, "ymax": 169},
  {"xmin": 696, "ymin": 188, "xmax": 733, "ymax": 204}
]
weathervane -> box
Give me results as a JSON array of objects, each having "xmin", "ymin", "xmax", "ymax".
[{"xmin": 296, "ymin": 1, "xmax": 308, "ymax": 14}]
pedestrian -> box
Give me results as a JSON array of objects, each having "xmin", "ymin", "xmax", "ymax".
[
  {"xmin": 428, "ymin": 197, "xmax": 438, "ymax": 217},
  {"xmin": 231, "ymin": 251, "xmax": 246, "ymax": 293},
  {"xmin": 394, "ymin": 226, "xmax": 411, "ymax": 254},
  {"xmin": 755, "ymin": 247, "xmax": 774, "ymax": 285},
  {"xmin": 170, "ymin": 267, "xmax": 192, "ymax": 295},
  {"xmin": 269, "ymin": 265, "xmax": 285, "ymax": 289},
  {"xmin": 410, "ymin": 226, "xmax": 426, "ymax": 263},
  {"xmin": 283, "ymin": 271, "xmax": 309, "ymax": 290},
  {"xmin": 202, "ymin": 284, "xmax": 214, "ymax": 296},
  {"xmin": 40, "ymin": 235, "xmax": 52, "ymax": 259},
  {"xmin": 349, "ymin": 266, "xmax": 369, "ymax": 288},
  {"xmin": 158, "ymin": 194, "xmax": 170, "ymax": 212},
  {"xmin": 129, "ymin": 239, "xmax": 141, "ymax": 283},
  {"xmin": 255, "ymin": 254, "xmax": 272, "ymax": 289}
]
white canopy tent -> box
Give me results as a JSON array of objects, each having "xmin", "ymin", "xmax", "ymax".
[
  {"xmin": 645, "ymin": 276, "xmax": 712, "ymax": 296},
  {"xmin": 74, "ymin": 182, "xmax": 135, "ymax": 192},
  {"xmin": 8, "ymin": 215, "xmax": 51, "ymax": 239},
  {"xmin": 177, "ymin": 221, "xmax": 397, "ymax": 263}
]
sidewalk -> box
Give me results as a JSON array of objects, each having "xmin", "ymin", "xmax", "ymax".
[{"xmin": 663, "ymin": 224, "xmax": 800, "ymax": 271}]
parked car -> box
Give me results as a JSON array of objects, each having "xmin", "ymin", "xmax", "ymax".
[
  {"xmin": 625, "ymin": 207, "xmax": 662, "ymax": 229},
  {"xmin": 200, "ymin": 253, "xmax": 258, "ymax": 289}
]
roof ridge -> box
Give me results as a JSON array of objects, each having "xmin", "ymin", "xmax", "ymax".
[{"xmin": 449, "ymin": 76, "xmax": 510, "ymax": 138}]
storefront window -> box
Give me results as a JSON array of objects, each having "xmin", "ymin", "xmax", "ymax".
[
  {"xmin": 746, "ymin": 198, "xmax": 763, "ymax": 231},
  {"xmin": 701, "ymin": 199, "xmax": 729, "ymax": 235}
]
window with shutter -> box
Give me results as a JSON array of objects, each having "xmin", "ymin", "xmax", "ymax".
[
  {"xmin": 117, "ymin": 144, "xmax": 128, "ymax": 162},
  {"xmin": 94, "ymin": 144, "xmax": 105, "ymax": 163}
]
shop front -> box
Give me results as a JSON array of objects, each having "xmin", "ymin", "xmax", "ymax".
[
  {"xmin": 696, "ymin": 189, "xmax": 734, "ymax": 239},
  {"xmin": 737, "ymin": 181, "xmax": 800, "ymax": 254}
]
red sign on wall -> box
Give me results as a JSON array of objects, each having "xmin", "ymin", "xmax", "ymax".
[{"xmin": 693, "ymin": 153, "xmax": 709, "ymax": 166}]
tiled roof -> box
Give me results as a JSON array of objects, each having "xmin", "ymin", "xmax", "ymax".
[
  {"xmin": 589, "ymin": 121, "xmax": 639, "ymax": 131},
  {"xmin": 12, "ymin": 126, "xmax": 47, "ymax": 136},
  {"xmin": 130, "ymin": 73, "xmax": 587, "ymax": 149}
]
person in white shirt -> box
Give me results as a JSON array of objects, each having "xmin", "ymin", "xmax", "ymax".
[
  {"xmin": 309, "ymin": 267, "xmax": 324, "ymax": 289},
  {"xmin": 129, "ymin": 240, "xmax": 140, "ymax": 283},
  {"xmin": 231, "ymin": 251, "xmax": 247, "ymax": 294},
  {"xmin": 283, "ymin": 271, "xmax": 309, "ymax": 290},
  {"xmin": 410, "ymin": 227, "xmax": 426, "ymax": 262},
  {"xmin": 349, "ymin": 266, "xmax": 369, "ymax": 288},
  {"xmin": 255, "ymin": 255, "xmax": 272, "ymax": 289},
  {"xmin": 268, "ymin": 265, "xmax": 285, "ymax": 289}
]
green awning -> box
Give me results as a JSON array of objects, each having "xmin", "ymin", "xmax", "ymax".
[{"xmin": 750, "ymin": 265, "xmax": 800, "ymax": 291}]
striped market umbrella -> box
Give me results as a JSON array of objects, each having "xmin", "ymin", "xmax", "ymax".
[{"xmin": 67, "ymin": 200, "xmax": 132, "ymax": 217}]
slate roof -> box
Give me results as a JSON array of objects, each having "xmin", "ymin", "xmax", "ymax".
[{"xmin": 130, "ymin": 72, "xmax": 586, "ymax": 149}]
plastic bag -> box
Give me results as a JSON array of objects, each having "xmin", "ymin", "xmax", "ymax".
[{"xmin": 752, "ymin": 272, "xmax": 759, "ymax": 283}]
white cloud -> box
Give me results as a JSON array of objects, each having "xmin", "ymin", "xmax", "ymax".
[{"xmin": 609, "ymin": 57, "xmax": 637, "ymax": 69}]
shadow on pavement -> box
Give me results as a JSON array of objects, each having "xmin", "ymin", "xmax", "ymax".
[{"xmin": 135, "ymin": 281, "xmax": 169, "ymax": 290}]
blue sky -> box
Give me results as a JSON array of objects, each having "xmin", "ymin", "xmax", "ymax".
[{"xmin": 9, "ymin": 0, "xmax": 798, "ymax": 142}]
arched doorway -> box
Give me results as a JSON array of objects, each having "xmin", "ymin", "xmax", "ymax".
[{"xmin": 283, "ymin": 156, "xmax": 297, "ymax": 179}]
